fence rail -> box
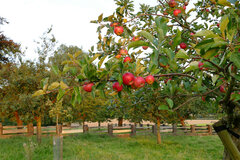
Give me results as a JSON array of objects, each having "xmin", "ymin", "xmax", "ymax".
[{"xmin": 0, "ymin": 122, "xmax": 216, "ymax": 138}]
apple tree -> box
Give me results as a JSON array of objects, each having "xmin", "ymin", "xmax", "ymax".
[{"xmin": 35, "ymin": 0, "xmax": 240, "ymax": 158}]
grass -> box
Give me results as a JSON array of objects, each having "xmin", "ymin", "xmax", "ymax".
[{"xmin": 0, "ymin": 133, "xmax": 224, "ymax": 160}]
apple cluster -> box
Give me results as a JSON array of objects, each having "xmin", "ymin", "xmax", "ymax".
[{"xmin": 112, "ymin": 73, "xmax": 155, "ymax": 92}]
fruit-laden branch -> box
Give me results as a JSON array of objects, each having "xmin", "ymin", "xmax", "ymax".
[
  {"xmin": 154, "ymin": 73, "xmax": 197, "ymax": 80},
  {"xmin": 193, "ymin": 57, "xmax": 224, "ymax": 72}
]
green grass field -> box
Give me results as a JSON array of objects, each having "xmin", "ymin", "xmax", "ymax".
[{"xmin": 0, "ymin": 133, "xmax": 224, "ymax": 160}]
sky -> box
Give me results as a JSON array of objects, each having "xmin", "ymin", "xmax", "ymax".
[{"xmin": 0, "ymin": 0, "xmax": 159, "ymax": 61}]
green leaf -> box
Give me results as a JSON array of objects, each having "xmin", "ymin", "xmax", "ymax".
[
  {"xmin": 184, "ymin": 61, "xmax": 199, "ymax": 72},
  {"xmin": 90, "ymin": 54, "xmax": 101, "ymax": 63},
  {"xmin": 220, "ymin": 15, "xmax": 229, "ymax": 39},
  {"xmin": 155, "ymin": 17, "xmax": 168, "ymax": 36},
  {"xmin": 137, "ymin": 31, "xmax": 154, "ymax": 43},
  {"xmin": 194, "ymin": 30, "xmax": 218, "ymax": 39},
  {"xmin": 98, "ymin": 55, "xmax": 107, "ymax": 68},
  {"xmin": 40, "ymin": 77, "xmax": 49, "ymax": 88},
  {"xmin": 76, "ymin": 94, "xmax": 82, "ymax": 104},
  {"xmin": 171, "ymin": 29, "xmax": 181, "ymax": 50},
  {"xmin": 120, "ymin": 6, "xmax": 125, "ymax": 14},
  {"xmin": 166, "ymin": 98, "xmax": 174, "ymax": 108},
  {"xmin": 202, "ymin": 48, "xmax": 219, "ymax": 59},
  {"xmin": 51, "ymin": 65, "xmax": 59, "ymax": 75},
  {"xmin": 128, "ymin": 40, "xmax": 150, "ymax": 50},
  {"xmin": 175, "ymin": 49, "xmax": 189, "ymax": 59},
  {"xmin": 164, "ymin": 48, "xmax": 175, "ymax": 60},
  {"xmin": 231, "ymin": 93, "xmax": 240, "ymax": 101},
  {"xmin": 98, "ymin": 13, "xmax": 103, "ymax": 22},
  {"xmin": 99, "ymin": 89, "xmax": 106, "ymax": 98},
  {"xmin": 158, "ymin": 105, "xmax": 169, "ymax": 110},
  {"xmin": 156, "ymin": 28, "xmax": 164, "ymax": 44},
  {"xmin": 96, "ymin": 81, "xmax": 107, "ymax": 90},
  {"xmin": 197, "ymin": 71, "xmax": 203, "ymax": 90},
  {"xmin": 32, "ymin": 90, "xmax": 45, "ymax": 97},
  {"xmin": 71, "ymin": 93, "xmax": 76, "ymax": 106},
  {"xmin": 230, "ymin": 53, "xmax": 240, "ymax": 69},
  {"xmin": 57, "ymin": 88, "xmax": 65, "ymax": 101},
  {"xmin": 218, "ymin": 0, "xmax": 232, "ymax": 6},
  {"xmin": 195, "ymin": 39, "xmax": 215, "ymax": 51},
  {"xmin": 48, "ymin": 82, "xmax": 60, "ymax": 90},
  {"xmin": 60, "ymin": 81, "xmax": 68, "ymax": 89},
  {"xmin": 118, "ymin": 74, "xmax": 123, "ymax": 85},
  {"xmin": 212, "ymin": 75, "xmax": 219, "ymax": 84}
]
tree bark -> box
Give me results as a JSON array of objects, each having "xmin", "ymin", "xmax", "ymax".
[
  {"xmin": 118, "ymin": 117, "xmax": 123, "ymax": 127},
  {"xmin": 98, "ymin": 121, "xmax": 101, "ymax": 130},
  {"xmin": 14, "ymin": 111, "xmax": 23, "ymax": 129},
  {"xmin": 36, "ymin": 116, "xmax": 42, "ymax": 144},
  {"xmin": 213, "ymin": 120, "xmax": 240, "ymax": 160},
  {"xmin": 157, "ymin": 117, "xmax": 161, "ymax": 144}
]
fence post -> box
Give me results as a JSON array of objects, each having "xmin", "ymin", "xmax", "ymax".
[
  {"xmin": 108, "ymin": 124, "xmax": 113, "ymax": 136},
  {"xmin": 207, "ymin": 125, "xmax": 212, "ymax": 135},
  {"xmin": 83, "ymin": 125, "xmax": 89, "ymax": 133},
  {"xmin": 172, "ymin": 123, "xmax": 177, "ymax": 135},
  {"xmin": 27, "ymin": 123, "xmax": 34, "ymax": 136},
  {"xmin": 131, "ymin": 125, "xmax": 136, "ymax": 136},
  {"xmin": 0, "ymin": 123, "xmax": 3, "ymax": 135},
  {"xmin": 152, "ymin": 124, "xmax": 157, "ymax": 135},
  {"xmin": 191, "ymin": 125, "xmax": 196, "ymax": 134}
]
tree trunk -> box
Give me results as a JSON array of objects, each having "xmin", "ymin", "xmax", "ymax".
[
  {"xmin": 36, "ymin": 116, "xmax": 42, "ymax": 144},
  {"xmin": 98, "ymin": 121, "xmax": 101, "ymax": 130},
  {"xmin": 213, "ymin": 121, "xmax": 240, "ymax": 160},
  {"xmin": 118, "ymin": 117, "xmax": 123, "ymax": 127},
  {"xmin": 14, "ymin": 111, "xmax": 23, "ymax": 129},
  {"xmin": 157, "ymin": 117, "xmax": 161, "ymax": 144}
]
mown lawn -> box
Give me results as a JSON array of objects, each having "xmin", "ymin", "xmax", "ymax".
[{"xmin": 0, "ymin": 133, "xmax": 224, "ymax": 160}]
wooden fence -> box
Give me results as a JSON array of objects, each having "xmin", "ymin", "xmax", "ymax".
[{"xmin": 0, "ymin": 122, "xmax": 215, "ymax": 138}]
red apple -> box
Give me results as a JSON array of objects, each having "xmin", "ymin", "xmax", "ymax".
[
  {"xmin": 163, "ymin": 12, "xmax": 168, "ymax": 15},
  {"xmin": 145, "ymin": 75, "xmax": 154, "ymax": 85},
  {"xmin": 115, "ymin": 54, "xmax": 121, "ymax": 59},
  {"xmin": 112, "ymin": 82, "xmax": 123, "ymax": 92},
  {"xmin": 183, "ymin": 5, "xmax": 186, "ymax": 10},
  {"xmin": 142, "ymin": 46, "xmax": 148, "ymax": 50},
  {"xmin": 110, "ymin": 22, "xmax": 119, "ymax": 27},
  {"xmin": 173, "ymin": 9, "xmax": 181, "ymax": 16},
  {"xmin": 168, "ymin": 0, "xmax": 177, "ymax": 7},
  {"xmin": 220, "ymin": 85, "xmax": 226, "ymax": 93},
  {"xmin": 214, "ymin": 55, "xmax": 219, "ymax": 58},
  {"xmin": 132, "ymin": 36, "xmax": 140, "ymax": 41},
  {"xmin": 198, "ymin": 62, "xmax": 204, "ymax": 70},
  {"xmin": 164, "ymin": 78, "xmax": 172, "ymax": 84},
  {"xmin": 180, "ymin": 42, "xmax": 187, "ymax": 49},
  {"xmin": 231, "ymin": 65, "xmax": 234, "ymax": 72},
  {"xmin": 206, "ymin": 9, "xmax": 210, "ymax": 12},
  {"xmin": 238, "ymin": 48, "xmax": 240, "ymax": 53},
  {"xmin": 217, "ymin": 23, "xmax": 220, "ymax": 27},
  {"xmin": 190, "ymin": 32, "xmax": 195, "ymax": 36},
  {"xmin": 119, "ymin": 49, "xmax": 128, "ymax": 55},
  {"xmin": 114, "ymin": 26, "xmax": 124, "ymax": 36},
  {"xmin": 202, "ymin": 96, "xmax": 206, "ymax": 101},
  {"xmin": 83, "ymin": 83, "xmax": 94, "ymax": 92},
  {"xmin": 123, "ymin": 57, "xmax": 131, "ymax": 63},
  {"xmin": 122, "ymin": 72, "xmax": 135, "ymax": 85},
  {"xmin": 133, "ymin": 77, "xmax": 145, "ymax": 88}
]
